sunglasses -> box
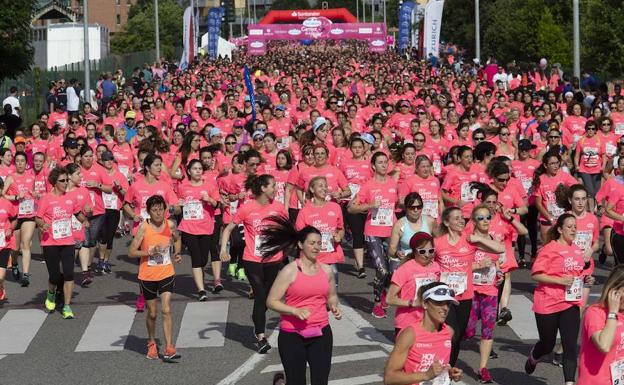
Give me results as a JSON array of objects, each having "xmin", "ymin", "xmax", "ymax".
[
  {"xmin": 474, "ymin": 136, "xmax": 485, "ymax": 141},
  {"xmin": 225, "ymin": 142, "xmax": 236, "ymax": 145},
  {"xmin": 247, "ymin": 162, "xmax": 260, "ymax": 167},
  {"xmin": 586, "ymin": 127, "xmax": 597, "ymax": 131},
  {"xmin": 253, "ymin": 138, "xmax": 263, "ymax": 142},
  {"xmin": 415, "ymin": 248, "xmax": 435, "ymax": 255},
  {"xmin": 57, "ymin": 178, "xmax": 68, "ymax": 183},
  {"xmin": 603, "ymin": 122, "xmax": 612, "ymax": 126},
  {"xmin": 549, "ymin": 135, "xmax": 560, "ymax": 139},
  {"xmin": 475, "ymin": 214, "xmax": 492, "ymax": 222},
  {"xmin": 500, "ymin": 132, "xmax": 510, "ymax": 136},
  {"xmin": 426, "ymin": 287, "xmax": 456, "ymax": 298},
  {"xmin": 71, "ymin": 121, "xmax": 79, "ymax": 124},
  {"xmin": 496, "ymin": 177, "xmax": 510, "ymax": 182},
  {"xmin": 408, "ymin": 205, "xmax": 423, "ymax": 210},
  {"xmin": 413, "ymin": 139, "xmax": 425, "ymax": 143}
]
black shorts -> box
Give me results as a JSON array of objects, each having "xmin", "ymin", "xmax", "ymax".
[
  {"xmin": 16, "ymin": 217, "xmax": 35, "ymax": 229},
  {"xmin": 139, "ymin": 275, "xmax": 175, "ymax": 301}
]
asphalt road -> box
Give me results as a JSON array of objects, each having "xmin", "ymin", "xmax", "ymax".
[{"xmin": 0, "ymin": 234, "xmax": 613, "ymax": 385}]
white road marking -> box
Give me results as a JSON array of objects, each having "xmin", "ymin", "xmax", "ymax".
[
  {"xmin": 0, "ymin": 309, "xmax": 47, "ymax": 354},
  {"xmin": 261, "ymin": 350, "xmax": 388, "ymax": 373},
  {"xmin": 507, "ymin": 294, "xmax": 540, "ymax": 340},
  {"xmin": 0, "ymin": 355, "xmax": 6, "ymax": 361},
  {"xmin": 334, "ymin": 300, "xmax": 394, "ymax": 351},
  {"xmin": 176, "ymin": 301, "xmax": 229, "ymax": 348},
  {"xmin": 75, "ymin": 305, "xmax": 135, "ymax": 352}
]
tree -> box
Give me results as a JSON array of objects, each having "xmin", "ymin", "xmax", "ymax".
[
  {"xmin": 269, "ymin": 0, "xmax": 311, "ymax": 10},
  {"xmin": 0, "ymin": 1, "xmax": 37, "ymax": 85},
  {"xmin": 537, "ymin": 8, "xmax": 571, "ymax": 68},
  {"xmin": 582, "ymin": 0, "xmax": 624, "ymax": 79},
  {"xmin": 111, "ymin": 0, "xmax": 184, "ymax": 59}
]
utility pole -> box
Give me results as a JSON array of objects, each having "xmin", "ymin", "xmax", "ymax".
[
  {"xmin": 83, "ymin": 0, "xmax": 90, "ymax": 105},
  {"xmin": 573, "ymin": 0, "xmax": 580, "ymax": 78},
  {"xmin": 475, "ymin": 0, "xmax": 480, "ymax": 63},
  {"xmin": 155, "ymin": 0, "xmax": 161, "ymax": 62},
  {"xmin": 356, "ymin": 0, "xmax": 359, "ymax": 21}
]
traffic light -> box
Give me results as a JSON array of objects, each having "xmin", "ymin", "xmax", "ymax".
[{"xmin": 223, "ymin": 0, "xmax": 235, "ymax": 23}]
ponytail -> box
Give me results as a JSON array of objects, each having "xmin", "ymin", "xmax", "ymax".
[
  {"xmin": 258, "ymin": 215, "xmax": 321, "ymax": 259},
  {"xmin": 555, "ymin": 183, "xmax": 587, "ymax": 211},
  {"xmin": 469, "ymin": 181, "xmax": 498, "ymax": 203}
]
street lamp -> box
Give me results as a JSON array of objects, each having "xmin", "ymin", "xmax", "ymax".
[
  {"xmin": 155, "ymin": 0, "xmax": 161, "ymax": 62},
  {"xmin": 83, "ymin": 0, "xmax": 90, "ymax": 105},
  {"xmin": 475, "ymin": 0, "xmax": 480, "ymax": 64}
]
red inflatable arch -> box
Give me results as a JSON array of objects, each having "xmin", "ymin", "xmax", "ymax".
[{"xmin": 259, "ymin": 8, "xmax": 358, "ymax": 24}]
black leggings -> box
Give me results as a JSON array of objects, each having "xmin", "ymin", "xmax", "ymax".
[
  {"xmin": 343, "ymin": 208, "xmax": 366, "ymax": 249},
  {"xmin": 611, "ymin": 231, "xmax": 624, "ymax": 265},
  {"xmin": 531, "ymin": 306, "xmax": 580, "ymax": 382},
  {"xmin": 43, "ymin": 245, "xmax": 75, "ymax": 285},
  {"xmin": 210, "ymin": 214, "xmax": 223, "ymax": 263},
  {"xmin": 278, "ymin": 326, "xmax": 333, "ymax": 385},
  {"xmin": 518, "ymin": 205, "xmax": 539, "ymax": 259},
  {"xmin": 181, "ymin": 232, "xmax": 216, "ymax": 268},
  {"xmin": 230, "ymin": 224, "xmax": 245, "ymax": 265},
  {"xmin": 445, "ymin": 299, "xmax": 473, "ymax": 366},
  {"xmin": 243, "ymin": 260, "xmax": 282, "ymax": 335},
  {"xmin": 0, "ymin": 248, "xmax": 11, "ymax": 268},
  {"xmin": 100, "ymin": 209, "xmax": 121, "ymax": 250}
]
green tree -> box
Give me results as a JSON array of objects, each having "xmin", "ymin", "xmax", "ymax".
[
  {"xmin": 0, "ymin": 0, "xmax": 37, "ymax": 85},
  {"xmin": 111, "ymin": 0, "xmax": 184, "ymax": 59},
  {"xmin": 582, "ymin": 0, "xmax": 624, "ymax": 79},
  {"xmin": 269, "ymin": 0, "xmax": 311, "ymax": 10},
  {"xmin": 537, "ymin": 8, "xmax": 571, "ymax": 68}
]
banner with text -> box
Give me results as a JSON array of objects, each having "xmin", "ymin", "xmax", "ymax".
[
  {"xmin": 423, "ymin": 0, "xmax": 444, "ymax": 58},
  {"xmin": 397, "ymin": 1, "xmax": 416, "ymax": 53}
]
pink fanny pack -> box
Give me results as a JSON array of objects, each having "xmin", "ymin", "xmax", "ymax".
[{"xmin": 283, "ymin": 326, "xmax": 324, "ymax": 339}]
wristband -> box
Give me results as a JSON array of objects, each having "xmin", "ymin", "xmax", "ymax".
[{"xmin": 608, "ymin": 312, "xmax": 618, "ymax": 320}]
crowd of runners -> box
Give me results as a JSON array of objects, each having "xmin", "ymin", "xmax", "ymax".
[{"xmin": 1, "ymin": 40, "xmax": 624, "ymax": 385}]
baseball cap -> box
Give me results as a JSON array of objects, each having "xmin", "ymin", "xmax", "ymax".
[
  {"xmin": 400, "ymin": 100, "xmax": 411, "ymax": 108},
  {"xmin": 13, "ymin": 136, "xmax": 26, "ymax": 145},
  {"xmin": 208, "ymin": 127, "xmax": 222, "ymax": 139},
  {"xmin": 538, "ymin": 122, "xmax": 549, "ymax": 132},
  {"xmin": 422, "ymin": 284, "xmax": 459, "ymax": 305},
  {"xmin": 125, "ymin": 111, "xmax": 137, "ymax": 119},
  {"xmin": 360, "ymin": 133, "xmax": 375, "ymax": 145},
  {"xmin": 252, "ymin": 130, "xmax": 265, "ymax": 139},
  {"xmin": 233, "ymin": 118, "xmax": 245, "ymax": 127},
  {"xmin": 101, "ymin": 151, "xmax": 115, "ymax": 161},
  {"xmin": 312, "ymin": 117, "xmax": 328, "ymax": 133},
  {"xmin": 63, "ymin": 138, "xmax": 79, "ymax": 148},
  {"xmin": 275, "ymin": 104, "xmax": 286, "ymax": 111},
  {"xmin": 518, "ymin": 139, "xmax": 537, "ymax": 151}
]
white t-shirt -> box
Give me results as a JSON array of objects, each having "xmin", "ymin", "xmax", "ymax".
[
  {"xmin": 80, "ymin": 89, "xmax": 98, "ymax": 109},
  {"xmin": 1, "ymin": 95, "xmax": 19, "ymax": 116},
  {"xmin": 66, "ymin": 86, "xmax": 80, "ymax": 112}
]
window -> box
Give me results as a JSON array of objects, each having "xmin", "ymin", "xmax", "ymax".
[
  {"xmin": 116, "ymin": 14, "xmax": 121, "ymax": 25},
  {"xmin": 116, "ymin": 0, "xmax": 120, "ymax": 5}
]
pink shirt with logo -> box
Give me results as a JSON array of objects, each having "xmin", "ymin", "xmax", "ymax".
[
  {"xmin": 124, "ymin": 179, "xmax": 178, "ymax": 234},
  {"xmin": 402, "ymin": 321, "xmax": 452, "ymax": 383},
  {"xmin": 7, "ymin": 171, "xmax": 36, "ymax": 219},
  {"xmin": 577, "ymin": 135, "xmax": 604, "ymax": 174},
  {"xmin": 233, "ymin": 199, "xmax": 288, "ymax": 264},
  {"xmin": 295, "ymin": 201, "xmax": 344, "ymax": 264},
  {"xmin": 177, "ymin": 179, "xmax": 221, "ymax": 235},
  {"xmin": 357, "ymin": 178, "xmax": 399, "ymax": 238},
  {"xmin": 399, "ymin": 175, "xmax": 441, "ymax": 219},
  {"xmin": 36, "ymin": 191, "xmax": 83, "ymax": 246},
  {"xmin": 434, "ymin": 233, "xmax": 478, "ymax": 301},
  {"xmin": 80, "ymin": 164, "xmax": 108, "ymax": 216},
  {"xmin": 531, "ymin": 240, "xmax": 594, "ymax": 314},
  {"xmin": 390, "ymin": 259, "xmax": 441, "ymax": 329},
  {"xmin": 0, "ymin": 199, "xmax": 17, "ymax": 250},
  {"xmin": 441, "ymin": 164, "xmax": 484, "ymax": 218},
  {"xmin": 535, "ymin": 171, "xmax": 577, "ymax": 221}
]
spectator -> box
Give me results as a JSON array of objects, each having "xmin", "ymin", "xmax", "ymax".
[
  {"xmin": 0, "ymin": 105, "xmax": 21, "ymax": 138},
  {"xmin": 44, "ymin": 82, "xmax": 58, "ymax": 114},
  {"xmin": 56, "ymin": 78, "xmax": 67, "ymax": 111},
  {"xmin": 66, "ymin": 79, "xmax": 80, "ymax": 117},
  {"xmin": 2, "ymin": 86, "xmax": 20, "ymax": 117},
  {"xmin": 100, "ymin": 72, "xmax": 117, "ymax": 112}
]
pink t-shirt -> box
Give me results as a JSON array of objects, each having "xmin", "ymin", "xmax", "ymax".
[
  {"xmin": 434, "ymin": 233, "xmax": 478, "ymax": 301},
  {"xmin": 399, "ymin": 174, "xmax": 441, "ymax": 219},
  {"xmin": 0, "ymin": 198, "xmax": 17, "ymax": 250},
  {"xmin": 65, "ymin": 186, "xmax": 91, "ymax": 241},
  {"xmin": 111, "ymin": 142, "xmax": 136, "ymax": 178},
  {"xmin": 390, "ymin": 259, "xmax": 441, "ymax": 329},
  {"xmin": 402, "ymin": 321, "xmax": 452, "ymax": 379},
  {"xmin": 441, "ymin": 164, "xmax": 485, "ymax": 218},
  {"xmin": 280, "ymin": 261, "xmax": 330, "ymax": 331},
  {"xmin": 233, "ymin": 199, "xmax": 288, "ymax": 263},
  {"xmin": 7, "ymin": 171, "xmax": 36, "ymax": 219},
  {"xmin": 124, "ymin": 179, "xmax": 178, "ymax": 234},
  {"xmin": 573, "ymin": 211, "xmax": 600, "ymax": 252},
  {"xmin": 535, "ymin": 171, "xmax": 578, "ymax": 221},
  {"xmin": 531, "ymin": 241, "xmax": 594, "ymax": 314},
  {"xmin": 100, "ymin": 167, "xmax": 129, "ymax": 211},
  {"xmin": 511, "ymin": 158, "xmax": 540, "ymax": 200},
  {"xmin": 295, "ymin": 201, "xmax": 344, "ymax": 264},
  {"xmin": 177, "ymin": 179, "xmax": 221, "ymax": 235},
  {"xmin": 577, "ymin": 135, "xmax": 604, "ymax": 174},
  {"xmin": 296, "ymin": 164, "xmax": 348, "ymax": 197},
  {"xmin": 577, "ymin": 305, "xmax": 624, "ymax": 385},
  {"xmin": 36, "ymin": 191, "xmax": 83, "ymax": 246},
  {"xmin": 357, "ymin": 178, "xmax": 399, "ymax": 238},
  {"xmin": 80, "ymin": 164, "xmax": 108, "ymax": 216}
]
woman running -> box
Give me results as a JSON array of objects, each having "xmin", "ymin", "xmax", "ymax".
[
  {"xmin": 219, "ymin": 174, "xmax": 288, "ymax": 353},
  {"xmin": 178, "ymin": 159, "xmax": 221, "ymax": 299},
  {"xmin": 128, "ymin": 194, "xmax": 183, "ymax": 361},
  {"xmin": 525, "ymin": 213, "xmax": 595, "ymax": 385},
  {"xmin": 263, "ymin": 216, "xmax": 342, "ymax": 385},
  {"xmin": 0, "ymin": 177, "xmax": 18, "ymax": 301},
  {"xmin": 384, "ymin": 282, "xmax": 464, "ymax": 385},
  {"xmin": 35, "ymin": 167, "xmax": 89, "ymax": 318}
]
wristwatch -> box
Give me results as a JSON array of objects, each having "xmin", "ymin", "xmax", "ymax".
[{"xmin": 608, "ymin": 312, "xmax": 618, "ymax": 320}]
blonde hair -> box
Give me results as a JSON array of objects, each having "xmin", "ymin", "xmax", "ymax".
[
  {"xmin": 598, "ymin": 265, "xmax": 624, "ymax": 308},
  {"xmin": 306, "ymin": 176, "xmax": 327, "ymax": 200}
]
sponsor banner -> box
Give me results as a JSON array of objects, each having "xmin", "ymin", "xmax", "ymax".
[
  {"xmin": 398, "ymin": 1, "xmax": 416, "ymax": 52},
  {"xmin": 423, "ymin": 0, "xmax": 445, "ymax": 58}
]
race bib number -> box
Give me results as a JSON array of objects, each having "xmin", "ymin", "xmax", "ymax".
[
  {"xmin": 414, "ymin": 277, "xmax": 436, "ymax": 300},
  {"xmin": 52, "ymin": 218, "xmax": 72, "ymax": 239},
  {"xmin": 606, "ymin": 142, "xmax": 618, "ymax": 157},
  {"xmin": 460, "ymin": 182, "xmax": 476, "ymax": 202},
  {"xmin": 182, "ymin": 200, "xmax": 204, "ymax": 220},
  {"xmin": 616, "ymin": 123, "xmax": 624, "ymax": 136},
  {"xmin": 574, "ymin": 231, "xmax": 592, "ymax": 251},
  {"xmin": 440, "ymin": 272, "xmax": 467, "ymax": 295},
  {"xmin": 565, "ymin": 276, "xmax": 583, "ymax": 302},
  {"xmin": 348, "ymin": 183, "xmax": 360, "ymax": 199},
  {"xmin": 254, "ymin": 235, "xmax": 266, "ymax": 256},
  {"xmin": 422, "ymin": 370, "xmax": 451, "ymax": 385},
  {"xmin": 433, "ymin": 160, "xmax": 442, "ymax": 175},
  {"xmin": 18, "ymin": 199, "xmax": 35, "ymax": 215},
  {"xmin": 147, "ymin": 245, "xmax": 172, "ymax": 266},
  {"xmin": 583, "ymin": 147, "xmax": 599, "ymax": 167},
  {"xmin": 321, "ymin": 232, "xmax": 334, "ymax": 253},
  {"xmin": 610, "ymin": 359, "xmax": 624, "ymax": 385},
  {"xmin": 102, "ymin": 192, "xmax": 118, "ymax": 210},
  {"xmin": 547, "ymin": 202, "xmax": 565, "ymax": 219},
  {"xmin": 277, "ymin": 137, "xmax": 290, "ymax": 149},
  {"xmin": 35, "ymin": 180, "xmax": 46, "ymax": 194},
  {"xmin": 423, "ymin": 200, "xmax": 438, "ymax": 219},
  {"xmin": 89, "ymin": 191, "xmax": 96, "ymax": 206},
  {"xmin": 119, "ymin": 165, "xmax": 130, "ymax": 178},
  {"xmin": 473, "ymin": 265, "xmax": 497, "ymax": 286},
  {"xmin": 521, "ymin": 178, "xmax": 532, "ymax": 194},
  {"xmin": 71, "ymin": 215, "xmax": 82, "ymax": 231},
  {"xmin": 0, "ymin": 230, "xmax": 6, "ymax": 248},
  {"xmin": 371, "ymin": 207, "xmax": 393, "ymax": 226},
  {"xmin": 230, "ymin": 200, "xmax": 239, "ymax": 215}
]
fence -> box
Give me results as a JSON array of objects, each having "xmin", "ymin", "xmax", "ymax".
[{"xmin": 0, "ymin": 48, "xmax": 182, "ymax": 125}]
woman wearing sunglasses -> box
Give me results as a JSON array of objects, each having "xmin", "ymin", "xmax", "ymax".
[
  {"xmin": 434, "ymin": 206, "xmax": 504, "ymax": 367},
  {"xmin": 399, "ymin": 156, "xmax": 443, "ymax": 220},
  {"xmin": 386, "ymin": 230, "xmax": 440, "ymax": 336},
  {"xmin": 384, "ymin": 282, "xmax": 464, "ymax": 385},
  {"xmin": 525, "ymin": 214, "xmax": 595, "ymax": 385},
  {"xmin": 574, "ymin": 121, "xmax": 604, "ymax": 211},
  {"xmin": 494, "ymin": 126, "xmax": 516, "ymax": 160}
]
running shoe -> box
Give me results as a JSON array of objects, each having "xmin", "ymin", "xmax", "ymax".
[
  {"xmin": 163, "ymin": 345, "xmax": 181, "ymax": 360},
  {"xmin": 524, "ymin": 348, "xmax": 537, "ymax": 374},
  {"xmin": 0, "ymin": 285, "xmax": 6, "ymax": 301},
  {"xmin": 62, "ymin": 305, "xmax": 74, "ymax": 319},
  {"xmin": 11, "ymin": 264, "xmax": 20, "ymax": 280},
  {"xmin": 20, "ymin": 273, "xmax": 30, "ymax": 287},
  {"xmin": 227, "ymin": 263, "xmax": 238, "ymax": 277},
  {"xmin": 380, "ymin": 291, "xmax": 389, "ymax": 309},
  {"xmin": 81, "ymin": 271, "xmax": 93, "ymax": 287},
  {"xmin": 103, "ymin": 261, "xmax": 112, "ymax": 274},
  {"xmin": 93, "ymin": 261, "xmax": 104, "ymax": 275},
  {"xmin": 372, "ymin": 304, "xmax": 386, "ymax": 319},
  {"xmin": 357, "ymin": 268, "xmax": 367, "ymax": 279},
  {"xmin": 478, "ymin": 367, "xmax": 493, "ymax": 384},
  {"xmin": 236, "ymin": 268, "xmax": 247, "ymax": 281},
  {"xmin": 273, "ymin": 373, "xmax": 285, "ymax": 385},
  {"xmin": 257, "ymin": 338, "xmax": 271, "ymax": 354},
  {"xmin": 552, "ymin": 352, "xmax": 563, "ymax": 367},
  {"xmin": 497, "ymin": 307, "xmax": 513, "ymax": 326},
  {"xmin": 198, "ymin": 290, "xmax": 208, "ymax": 302},
  {"xmin": 44, "ymin": 291, "xmax": 56, "ymax": 312},
  {"xmin": 213, "ymin": 280, "xmax": 224, "ymax": 294},
  {"xmin": 489, "ymin": 350, "xmax": 498, "ymax": 359},
  {"xmin": 135, "ymin": 293, "xmax": 145, "ymax": 312},
  {"xmin": 146, "ymin": 341, "xmax": 158, "ymax": 360}
]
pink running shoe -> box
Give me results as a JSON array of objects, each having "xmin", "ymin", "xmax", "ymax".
[
  {"xmin": 135, "ymin": 293, "xmax": 145, "ymax": 312},
  {"xmin": 372, "ymin": 304, "xmax": 386, "ymax": 319}
]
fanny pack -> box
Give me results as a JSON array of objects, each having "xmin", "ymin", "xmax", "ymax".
[{"xmin": 283, "ymin": 326, "xmax": 324, "ymax": 339}]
